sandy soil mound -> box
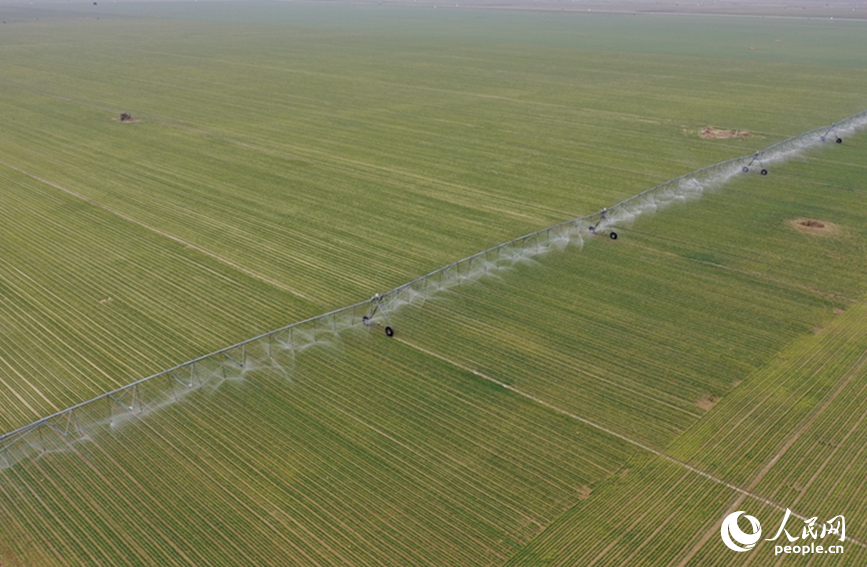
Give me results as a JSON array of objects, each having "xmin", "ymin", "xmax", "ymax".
[
  {"xmin": 788, "ymin": 218, "xmax": 840, "ymax": 236},
  {"xmin": 700, "ymin": 126, "xmax": 752, "ymax": 140}
]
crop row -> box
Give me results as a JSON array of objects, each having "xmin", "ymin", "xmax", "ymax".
[
  {"xmin": 0, "ymin": 329, "xmax": 637, "ymax": 566},
  {"xmin": 3, "ymin": 107, "xmax": 862, "ymax": 451},
  {"xmin": 503, "ymin": 283, "xmax": 867, "ymax": 564},
  {"xmin": 505, "ymin": 453, "xmax": 867, "ymax": 566},
  {"xmin": 1, "ymin": 9, "xmax": 864, "ymax": 437},
  {"xmin": 0, "ymin": 166, "xmax": 315, "ymax": 432},
  {"xmin": 668, "ymin": 300, "xmax": 867, "ymax": 515},
  {"xmin": 386, "ymin": 234, "xmax": 843, "ymax": 449},
  {"xmin": 4, "ymin": 156, "xmax": 861, "ymax": 562},
  {"xmin": 5, "ymin": 10, "xmax": 864, "ymax": 315},
  {"xmin": 2, "ymin": 11, "xmax": 867, "ymax": 565}
]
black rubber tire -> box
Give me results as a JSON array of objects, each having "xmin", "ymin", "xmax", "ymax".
[
  {"xmin": 742, "ymin": 166, "xmax": 749, "ymax": 173},
  {"xmin": 820, "ymin": 136, "xmax": 826, "ymax": 142},
  {"xmin": 362, "ymin": 316, "xmax": 371, "ymax": 327},
  {"xmin": 837, "ymin": 138, "xmax": 843, "ymax": 144},
  {"xmin": 761, "ymin": 169, "xmax": 768, "ymax": 176},
  {"xmin": 609, "ymin": 232, "xmax": 618, "ymax": 240},
  {"xmin": 588, "ymin": 226, "xmax": 596, "ymax": 234},
  {"xmin": 385, "ymin": 326, "xmax": 394, "ymax": 337}
]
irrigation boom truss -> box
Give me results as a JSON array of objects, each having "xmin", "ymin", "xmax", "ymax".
[{"xmin": 1, "ymin": 109, "xmax": 866, "ymax": 469}]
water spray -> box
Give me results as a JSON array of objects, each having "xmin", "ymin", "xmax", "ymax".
[
  {"xmin": 820, "ymin": 122, "xmax": 843, "ymax": 144},
  {"xmin": 1, "ymin": 109, "xmax": 865, "ymax": 472},
  {"xmin": 742, "ymin": 152, "xmax": 769, "ymax": 175},
  {"xmin": 587, "ymin": 208, "xmax": 618, "ymax": 240},
  {"xmin": 363, "ymin": 293, "xmax": 395, "ymax": 337}
]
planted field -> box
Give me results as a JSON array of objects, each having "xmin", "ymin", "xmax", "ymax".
[
  {"xmin": 2, "ymin": 130, "xmax": 866, "ymax": 564},
  {"xmin": 0, "ymin": 165, "xmax": 317, "ymax": 432},
  {"xmin": 505, "ymin": 300, "xmax": 867, "ymax": 566},
  {"xmin": 669, "ymin": 302, "xmax": 867, "ymax": 516},
  {"xmin": 487, "ymin": 136, "xmax": 867, "ymax": 564},
  {"xmin": 2, "ymin": 4, "xmax": 867, "ymax": 304},
  {"xmin": 387, "ymin": 134, "xmax": 867, "ymax": 448},
  {"xmin": 0, "ymin": 164, "xmax": 319, "ymax": 432},
  {"xmin": 388, "ymin": 239, "xmax": 843, "ymax": 448},
  {"xmin": 0, "ymin": 329, "xmax": 639, "ymax": 566},
  {"xmin": 505, "ymin": 455, "xmax": 867, "ymax": 566},
  {"xmin": 1, "ymin": 3, "xmax": 867, "ymax": 566},
  {"xmin": 1, "ymin": 2, "xmax": 866, "ymax": 427}
]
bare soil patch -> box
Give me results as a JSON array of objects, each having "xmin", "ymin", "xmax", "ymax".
[
  {"xmin": 696, "ymin": 394, "xmax": 720, "ymax": 411},
  {"xmin": 117, "ymin": 112, "xmax": 139, "ymax": 123},
  {"xmin": 700, "ymin": 126, "xmax": 752, "ymax": 140},
  {"xmin": 788, "ymin": 218, "xmax": 840, "ymax": 236}
]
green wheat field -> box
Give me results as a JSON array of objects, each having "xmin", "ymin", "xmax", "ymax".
[{"xmin": 0, "ymin": 2, "xmax": 866, "ymax": 565}]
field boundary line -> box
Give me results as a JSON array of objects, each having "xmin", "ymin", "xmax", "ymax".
[
  {"xmin": 2, "ymin": 109, "xmax": 866, "ymax": 471},
  {"xmin": 676, "ymin": 346, "xmax": 867, "ymax": 564},
  {"xmin": 395, "ymin": 337, "xmax": 867, "ymax": 550},
  {"xmin": 625, "ymin": 238, "xmax": 864, "ymax": 304},
  {"xmin": 0, "ymin": 159, "xmax": 317, "ymax": 304}
]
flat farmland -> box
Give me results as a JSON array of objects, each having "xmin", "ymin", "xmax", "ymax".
[
  {"xmin": 0, "ymin": 330, "xmax": 637, "ymax": 566},
  {"xmin": 0, "ymin": 166, "xmax": 317, "ymax": 432},
  {"xmin": 1, "ymin": 135, "xmax": 866, "ymax": 564},
  {"xmin": 1, "ymin": 2, "xmax": 866, "ymax": 427},
  {"xmin": 387, "ymin": 132, "xmax": 867, "ymax": 447},
  {"xmin": 1, "ymin": 3, "xmax": 867, "ymax": 566},
  {"xmin": 506, "ymin": 301, "xmax": 867, "ymax": 566}
]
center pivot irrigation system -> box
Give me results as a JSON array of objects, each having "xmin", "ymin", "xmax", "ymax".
[{"xmin": 1, "ymin": 110, "xmax": 866, "ymax": 470}]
